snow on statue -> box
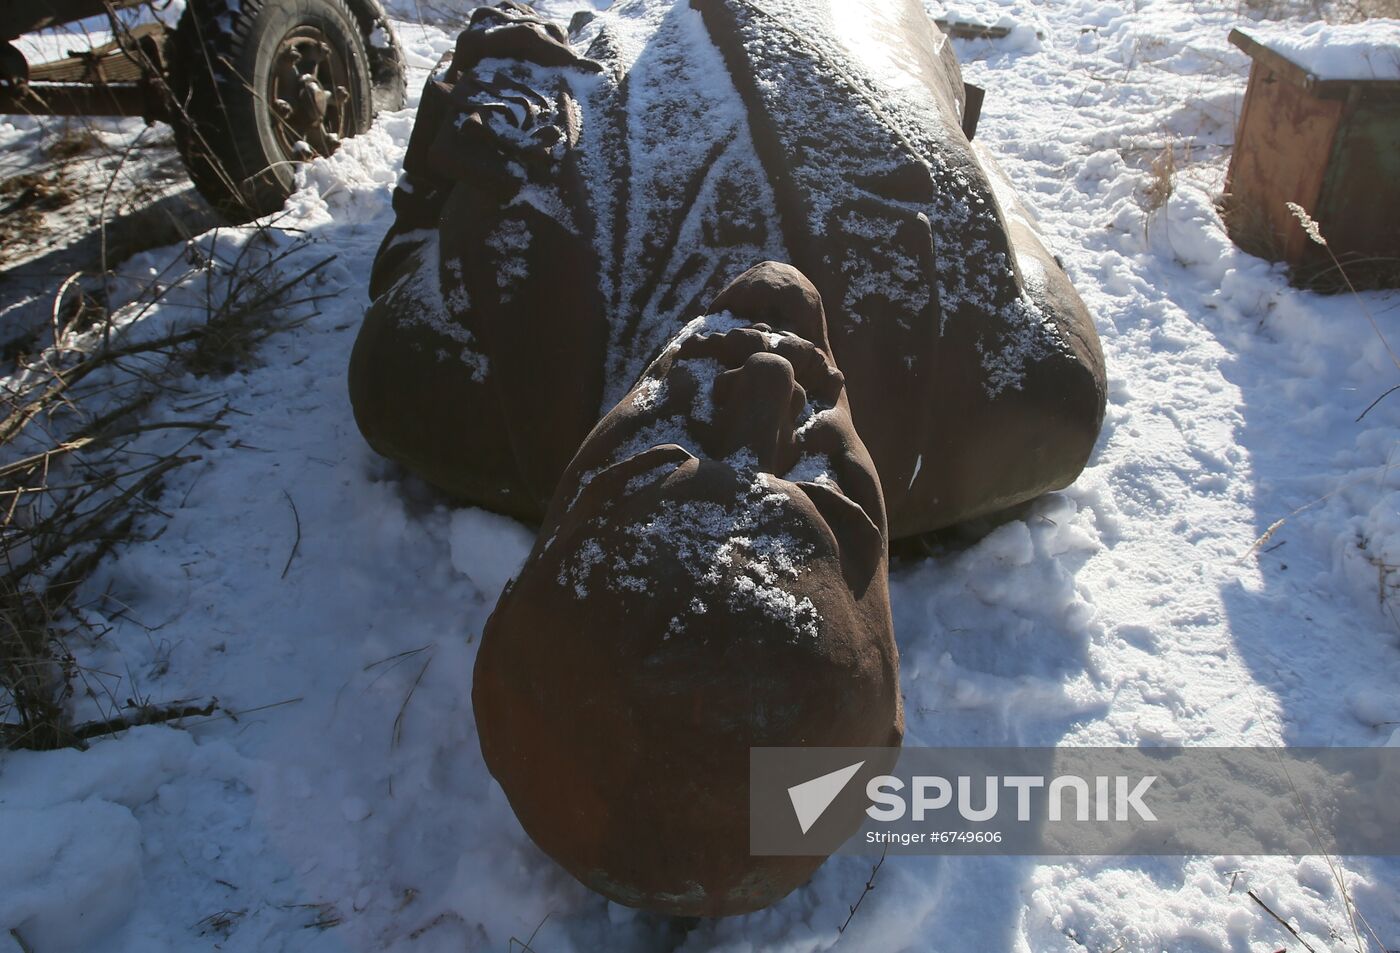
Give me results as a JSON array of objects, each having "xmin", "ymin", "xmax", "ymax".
[
  {"xmin": 345, "ymin": 0, "xmax": 1107, "ymax": 918},
  {"xmin": 347, "ymin": 0, "xmax": 1107, "ymax": 540}
]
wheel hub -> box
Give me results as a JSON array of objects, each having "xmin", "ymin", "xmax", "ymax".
[{"xmin": 268, "ymin": 26, "xmax": 352, "ymax": 161}]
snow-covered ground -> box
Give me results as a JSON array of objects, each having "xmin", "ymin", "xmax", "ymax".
[{"xmin": 2, "ymin": 1, "xmax": 1399, "ymax": 951}]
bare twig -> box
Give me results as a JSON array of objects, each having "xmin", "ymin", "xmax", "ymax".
[
  {"xmin": 1264, "ymin": 749, "xmax": 1367, "ymax": 950},
  {"xmin": 839, "ymin": 848, "xmax": 887, "ymax": 935},
  {"xmin": 51, "ymin": 272, "xmax": 86, "ymax": 348},
  {"xmin": 1248, "ymin": 890, "xmax": 1320, "ymax": 953},
  {"xmin": 391, "ymin": 656, "xmax": 433, "ymax": 750},
  {"xmin": 280, "ymin": 490, "xmax": 301, "ymax": 579},
  {"xmin": 198, "ymin": 696, "xmax": 304, "ymax": 726},
  {"xmin": 1356, "ymin": 384, "xmax": 1400, "ymax": 423},
  {"xmin": 3, "ymin": 221, "xmax": 331, "ymax": 750},
  {"xmin": 98, "ymin": 125, "xmax": 152, "ymax": 350},
  {"xmin": 69, "ymin": 696, "xmax": 219, "ymax": 741},
  {"xmin": 364, "ymin": 644, "xmax": 433, "ymax": 673},
  {"xmin": 1288, "ymin": 202, "xmax": 1400, "ymax": 371},
  {"xmin": 509, "ymin": 913, "xmax": 552, "ymax": 953}
]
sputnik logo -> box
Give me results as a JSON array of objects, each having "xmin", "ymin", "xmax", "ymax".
[{"xmin": 787, "ymin": 761, "xmax": 865, "ymax": 834}]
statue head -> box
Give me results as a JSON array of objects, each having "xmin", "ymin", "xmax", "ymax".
[{"xmin": 472, "ymin": 263, "xmax": 903, "ymax": 916}]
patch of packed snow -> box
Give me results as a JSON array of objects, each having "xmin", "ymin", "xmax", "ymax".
[{"xmin": 2, "ymin": 1, "xmax": 1399, "ymax": 952}]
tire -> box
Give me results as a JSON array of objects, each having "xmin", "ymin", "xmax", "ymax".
[
  {"xmin": 168, "ymin": 0, "xmax": 385, "ymax": 221},
  {"xmin": 344, "ymin": 0, "xmax": 408, "ymax": 118}
]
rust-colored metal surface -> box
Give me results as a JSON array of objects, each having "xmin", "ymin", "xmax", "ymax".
[
  {"xmin": 0, "ymin": 21, "xmax": 162, "ymax": 117},
  {"xmin": 1225, "ymin": 28, "xmax": 1400, "ymax": 285},
  {"xmin": 1225, "ymin": 57, "xmax": 1343, "ymax": 265},
  {"xmin": 24, "ymin": 23, "xmax": 161, "ymax": 85},
  {"xmin": 0, "ymin": 81, "xmax": 144, "ymax": 115}
]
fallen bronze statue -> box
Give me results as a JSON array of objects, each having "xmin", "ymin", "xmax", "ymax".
[
  {"xmin": 347, "ymin": 0, "xmax": 1106, "ymax": 918},
  {"xmin": 475, "ymin": 262, "xmax": 903, "ymax": 915}
]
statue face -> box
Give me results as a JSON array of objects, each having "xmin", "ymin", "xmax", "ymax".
[
  {"xmin": 539, "ymin": 315, "xmax": 884, "ymax": 644},
  {"xmin": 539, "ymin": 266, "xmax": 891, "ymax": 610},
  {"xmin": 473, "ymin": 263, "xmax": 902, "ymax": 917}
]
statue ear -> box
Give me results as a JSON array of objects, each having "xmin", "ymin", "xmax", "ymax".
[
  {"xmin": 796, "ymin": 481, "xmax": 884, "ymax": 597},
  {"xmin": 568, "ymin": 444, "xmax": 696, "ymax": 514},
  {"xmin": 537, "ymin": 444, "xmax": 696, "ymax": 554},
  {"xmin": 598, "ymin": 444, "xmax": 695, "ymax": 487}
]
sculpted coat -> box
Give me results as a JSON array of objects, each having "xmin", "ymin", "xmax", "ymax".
[{"xmin": 348, "ymin": 0, "xmax": 1107, "ymax": 539}]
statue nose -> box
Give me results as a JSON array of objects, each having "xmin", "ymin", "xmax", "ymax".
[{"xmin": 711, "ymin": 352, "xmax": 807, "ymax": 472}]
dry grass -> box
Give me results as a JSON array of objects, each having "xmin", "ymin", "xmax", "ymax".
[
  {"xmin": 1327, "ymin": 0, "xmax": 1400, "ymax": 19},
  {"xmin": 43, "ymin": 125, "xmax": 104, "ymax": 162},
  {"xmin": 1137, "ymin": 137, "xmax": 1204, "ymax": 260},
  {"xmin": 0, "ymin": 3, "xmax": 350, "ymax": 750},
  {"xmin": 0, "ymin": 580, "xmax": 76, "ymax": 749},
  {"xmin": 1142, "ymin": 138, "xmax": 1178, "ymax": 215},
  {"xmin": 0, "ymin": 169, "xmax": 78, "ymax": 267},
  {"xmin": 0, "ymin": 216, "xmax": 336, "ymax": 749}
]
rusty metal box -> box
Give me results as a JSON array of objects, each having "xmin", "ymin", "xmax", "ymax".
[{"xmin": 1224, "ymin": 27, "xmax": 1400, "ymax": 287}]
